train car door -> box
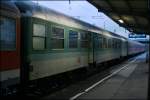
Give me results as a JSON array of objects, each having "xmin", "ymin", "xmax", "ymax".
[
  {"xmin": 87, "ymin": 32, "xmax": 96, "ymax": 73},
  {"xmin": 87, "ymin": 33, "xmax": 93, "ymax": 65}
]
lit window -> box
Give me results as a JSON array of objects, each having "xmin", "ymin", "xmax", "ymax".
[{"xmin": 33, "ymin": 24, "xmax": 46, "ymax": 50}]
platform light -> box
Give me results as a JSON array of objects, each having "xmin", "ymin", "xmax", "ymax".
[{"xmin": 118, "ymin": 19, "xmax": 124, "ymax": 23}]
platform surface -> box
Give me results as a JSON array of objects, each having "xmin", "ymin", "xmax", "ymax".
[{"xmin": 78, "ymin": 53, "xmax": 148, "ymax": 100}]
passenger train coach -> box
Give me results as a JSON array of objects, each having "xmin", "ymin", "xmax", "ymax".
[
  {"xmin": 0, "ymin": 1, "xmax": 145, "ymax": 95},
  {"xmin": 0, "ymin": 2, "xmax": 20, "ymax": 95}
]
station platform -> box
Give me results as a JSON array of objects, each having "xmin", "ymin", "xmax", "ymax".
[
  {"xmin": 76, "ymin": 53, "xmax": 148, "ymax": 100},
  {"xmin": 42, "ymin": 53, "xmax": 149, "ymax": 100}
]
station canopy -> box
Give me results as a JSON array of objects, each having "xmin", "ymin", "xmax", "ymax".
[{"xmin": 88, "ymin": 0, "xmax": 150, "ymax": 35}]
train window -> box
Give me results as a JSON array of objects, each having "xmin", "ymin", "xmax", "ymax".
[
  {"xmin": 96, "ymin": 35, "xmax": 103, "ymax": 48},
  {"xmin": 112, "ymin": 39, "xmax": 115, "ymax": 48},
  {"xmin": 33, "ymin": 24, "xmax": 46, "ymax": 50},
  {"xmin": 69, "ymin": 30, "xmax": 78, "ymax": 48},
  {"xmin": 115, "ymin": 40, "xmax": 118, "ymax": 48},
  {"xmin": 119, "ymin": 40, "xmax": 121, "ymax": 48},
  {"xmin": 51, "ymin": 27, "xmax": 64, "ymax": 49},
  {"xmin": 80, "ymin": 32, "xmax": 88, "ymax": 48},
  {"xmin": 115, "ymin": 40, "xmax": 117, "ymax": 48},
  {"xmin": 33, "ymin": 24, "xmax": 46, "ymax": 37},
  {"xmin": 108, "ymin": 39, "xmax": 112, "ymax": 48},
  {"xmin": 116, "ymin": 40, "xmax": 121, "ymax": 48},
  {"xmin": 98, "ymin": 35, "xmax": 103, "ymax": 48},
  {"xmin": 103, "ymin": 37, "xmax": 107, "ymax": 48},
  {"xmin": 0, "ymin": 16, "xmax": 16, "ymax": 51},
  {"xmin": 33, "ymin": 37, "xmax": 45, "ymax": 50},
  {"xmin": 94, "ymin": 34, "xmax": 99, "ymax": 48}
]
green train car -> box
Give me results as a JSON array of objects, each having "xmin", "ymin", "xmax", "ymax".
[{"xmin": 15, "ymin": 2, "xmax": 145, "ymax": 84}]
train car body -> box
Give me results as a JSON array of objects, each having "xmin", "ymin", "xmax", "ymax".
[
  {"xmin": 0, "ymin": 2, "xmax": 20, "ymax": 91},
  {"xmin": 93, "ymin": 32, "xmax": 128, "ymax": 64},
  {"xmin": 128, "ymin": 40, "xmax": 145, "ymax": 55},
  {"xmin": 15, "ymin": 2, "xmax": 130, "ymax": 82}
]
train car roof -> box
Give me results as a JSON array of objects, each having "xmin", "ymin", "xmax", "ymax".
[
  {"xmin": 15, "ymin": 1, "xmax": 126, "ymax": 40},
  {"xmin": 0, "ymin": 1, "xmax": 20, "ymax": 16}
]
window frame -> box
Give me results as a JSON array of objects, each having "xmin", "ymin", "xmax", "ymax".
[
  {"xmin": 32, "ymin": 23, "xmax": 47, "ymax": 51},
  {"xmin": 51, "ymin": 25, "xmax": 65, "ymax": 50},
  {"xmin": 98, "ymin": 34, "xmax": 103, "ymax": 48},
  {"xmin": 0, "ymin": 15, "xmax": 16, "ymax": 51},
  {"xmin": 108, "ymin": 38, "xmax": 112, "ymax": 48},
  {"xmin": 68, "ymin": 29, "xmax": 79, "ymax": 49},
  {"xmin": 103, "ymin": 37, "xmax": 108, "ymax": 48},
  {"xmin": 80, "ymin": 31, "xmax": 89, "ymax": 48}
]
